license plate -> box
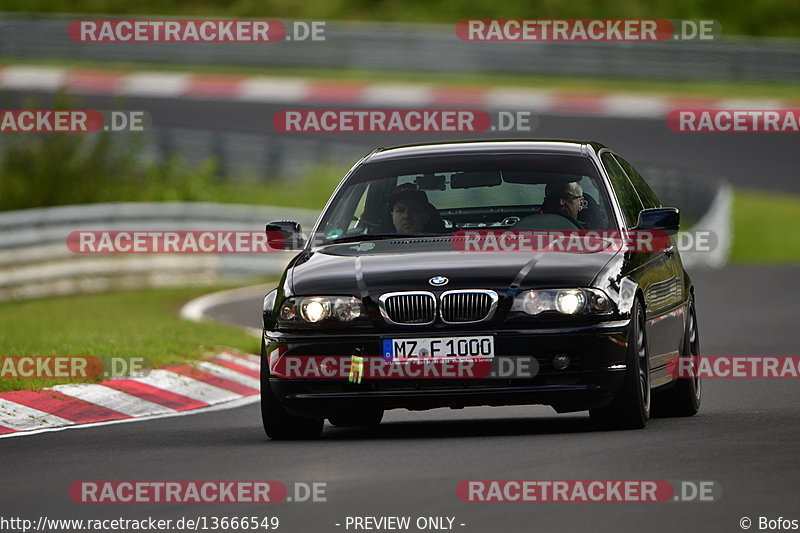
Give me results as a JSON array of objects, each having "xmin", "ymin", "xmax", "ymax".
[{"xmin": 382, "ymin": 336, "xmax": 494, "ymax": 362}]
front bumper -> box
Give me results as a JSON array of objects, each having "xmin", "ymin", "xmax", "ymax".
[{"xmin": 264, "ymin": 320, "xmax": 631, "ymax": 417}]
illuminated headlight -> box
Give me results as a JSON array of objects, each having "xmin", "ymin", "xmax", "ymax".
[
  {"xmin": 301, "ymin": 298, "xmax": 330, "ymax": 322},
  {"xmin": 512, "ymin": 288, "xmax": 612, "ymax": 316},
  {"xmin": 280, "ymin": 296, "xmax": 366, "ymax": 324},
  {"xmin": 555, "ymin": 290, "xmax": 585, "ymax": 314}
]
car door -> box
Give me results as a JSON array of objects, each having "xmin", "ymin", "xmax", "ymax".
[
  {"xmin": 600, "ymin": 151, "xmax": 677, "ymax": 387},
  {"xmin": 612, "ymin": 154, "xmax": 686, "ymax": 386}
]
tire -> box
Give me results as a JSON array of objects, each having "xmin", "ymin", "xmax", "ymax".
[
  {"xmin": 329, "ymin": 409, "xmax": 384, "ymax": 427},
  {"xmin": 652, "ymin": 295, "xmax": 701, "ymax": 417},
  {"xmin": 260, "ymin": 340, "xmax": 323, "ymax": 440},
  {"xmin": 590, "ymin": 297, "xmax": 650, "ymax": 430}
]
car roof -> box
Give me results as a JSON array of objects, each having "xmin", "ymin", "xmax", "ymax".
[{"xmin": 364, "ymin": 139, "xmax": 608, "ymax": 163}]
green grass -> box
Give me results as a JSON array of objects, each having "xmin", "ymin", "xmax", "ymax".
[
  {"xmin": 214, "ymin": 165, "xmax": 344, "ymax": 210},
  {"xmin": 730, "ymin": 189, "xmax": 800, "ymax": 263},
  {"xmin": 0, "ymin": 89, "xmax": 350, "ymax": 212},
  {"xmin": 5, "ymin": 57, "xmax": 800, "ymax": 101},
  {"xmin": 0, "ymin": 187, "xmax": 795, "ymax": 395},
  {"xmin": 0, "ymin": 286, "xmax": 265, "ymax": 392},
  {"xmin": 1, "ymin": 0, "xmax": 799, "ymax": 37},
  {"xmin": 0, "ymin": 160, "xmax": 344, "ymax": 212},
  {"xmin": 0, "ymin": 86, "xmax": 349, "ymax": 212}
]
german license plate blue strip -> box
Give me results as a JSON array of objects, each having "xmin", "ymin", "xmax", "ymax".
[{"xmin": 382, "ymin": 339, "xmax": 394, "ymax": 362}]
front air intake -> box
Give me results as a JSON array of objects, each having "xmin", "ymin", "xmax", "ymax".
[
  {"xmin": 379, "ymin": 291, "xmax": 437, "ymax": 325},
  {"xmin": 440, "ymin": 290, "xmax": 499, "ymax": 323}
]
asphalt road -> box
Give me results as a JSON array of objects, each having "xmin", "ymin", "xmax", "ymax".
[
  {"xmin": 5, "ymin": 89, "xmax": 800, "ymax": 194},
  {"xmin": 1, "ymin": 91, "xmax": 799, "ymax": 532},
  {"xmin": 1, "ymin": 264, "xmax": 798, "ymax": 533}
]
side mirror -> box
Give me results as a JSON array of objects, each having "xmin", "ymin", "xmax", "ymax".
[
  {"xmin": 634, "ymin": 208, "xmax": 680, "ymax": 235},
  {"xmin": 265, "ymin": 220, "xmax": 306, "ymax": 251}
]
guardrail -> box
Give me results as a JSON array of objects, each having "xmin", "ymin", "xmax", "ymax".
[
  {"xmin": 144, "ymin": 128, "xmax": 367, "ymax": 180},
  {"xmin": 0, "ymin": 168, "xmax": 730, "ymax": 302},
  {"xmin": 1, "ymin": 15, "xmax": 799, "ymax": 82},
  {"xmin": 0, "ymin": 202, "xmax": 318, "ymax": 301}
]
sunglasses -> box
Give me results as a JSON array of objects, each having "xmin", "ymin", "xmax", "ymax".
[{"xmin": 546, "ymin": 194, "xmax": 584, "ymax": 202}]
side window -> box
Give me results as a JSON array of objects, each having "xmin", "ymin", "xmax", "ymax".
[
  {"xmin": 347, "ymin": 188, "xmax": 369, "ymax": 231},
  {"xmin": 601, "ymin": 152, "xmax": 643, "ymax": 228},
  {"xmin": 321, "ymin": 181, "xmax": 368, "ymax": 238},
  {"xmin": 613, "ymin": 155, "xmax": 661, "ymax": 209}
]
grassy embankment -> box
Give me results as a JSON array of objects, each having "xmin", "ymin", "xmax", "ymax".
[
  {"xmin": 0, "ymin": 286, "xmax": 263, "ymax": 392},
  {"xmin": 1, "ymin": 0, "xmax": 799, "ymax": 37}
]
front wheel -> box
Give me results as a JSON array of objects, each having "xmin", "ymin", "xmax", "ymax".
[
  {"xmin": 653, "ymin": 296, "xmax": 701, "ymax": 417},
  {"xmin": 590, "ymin": 298, "xmax": 650, "ymax": 430},
  {"xmin": 261, "ymin": 340, "xmax": 323, "ymax": 440}
]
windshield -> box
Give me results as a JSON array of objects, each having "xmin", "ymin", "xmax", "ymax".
[{"xmin": 315, "ymin": 153, "xmax": 618, "ymax": 244}]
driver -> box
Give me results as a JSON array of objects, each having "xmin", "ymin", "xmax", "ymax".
[
  {"xmin": 387, "ymin": 187, "xmax": 435, "ymax": 233},
  {"xmin": 541, "ymin": 181, "xmax": 587, "ymax": 228}
]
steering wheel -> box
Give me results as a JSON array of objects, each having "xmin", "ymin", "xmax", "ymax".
[
  {"xmin": 512, "ymin": 212, "xmax": 581, "ymax": 230},
  {"xmin": 351, "ymin": 216, "xmax": 381, "ymax": 232}
]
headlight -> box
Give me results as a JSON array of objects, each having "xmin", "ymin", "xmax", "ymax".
[
  {"xmin": 511, "ymin": 288, "xmax": 612, "ymax": 316},
  {"xmin": 555, "ymin": 289, "xmax": 585, "ymax": 314},
  {"xmin": 279, "ymin": 296, "xmax": 366, "ymax": 325},
  {"xmin": 279, "ymin": 300, "xmax": 296, "ymax": 320},
  {"xmin": 300, "ymin": 298, "xmax": 330, "ymax": 322},
  {"xmin": 331, "ymin": 296, "xmax": 363, "ymax": 321}
]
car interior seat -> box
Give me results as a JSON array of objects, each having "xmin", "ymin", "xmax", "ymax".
[
  {"xmin": 577, "ymin": 193, "xmax": 608, "ymax": 229},
  {"xmin": 511, "ymin": 212, "xmax": 581, "ymax": 230}
]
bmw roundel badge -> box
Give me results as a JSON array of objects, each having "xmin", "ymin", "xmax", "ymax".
[{"xmin": 429, "ymin": 276, "xmax": 449, "ymax": 286}]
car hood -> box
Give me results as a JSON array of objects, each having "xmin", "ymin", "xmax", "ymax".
[{"xmin": 290, "ymin": 237, "xmax": 619, "ymax": 296}]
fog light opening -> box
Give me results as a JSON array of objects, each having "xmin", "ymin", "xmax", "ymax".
[{"xmin": 552, "ymin": 354, "xmax": 571, "ymax": 370}]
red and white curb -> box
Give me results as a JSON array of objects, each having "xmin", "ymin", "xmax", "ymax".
[
  {"xmin": 0, "ymin": 65, "xmax": 794, "ymax": 119},
  {"xmin": 0, "ymin": 349, "xmax": 260, "ymax": 438}
]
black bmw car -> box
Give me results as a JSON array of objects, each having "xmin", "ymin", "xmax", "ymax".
[{"xmin": 260, "ymin": 140, "xmax": 701, "ymax": 439}]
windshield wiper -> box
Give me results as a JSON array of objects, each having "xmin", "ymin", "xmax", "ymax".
[
  {"xmin": 323, "ymin": 233, "xmax": 435, "ymax": 245},
  {"xmin": 323, "ymin": 233, "xmax": 402, "ymax": 245}
]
